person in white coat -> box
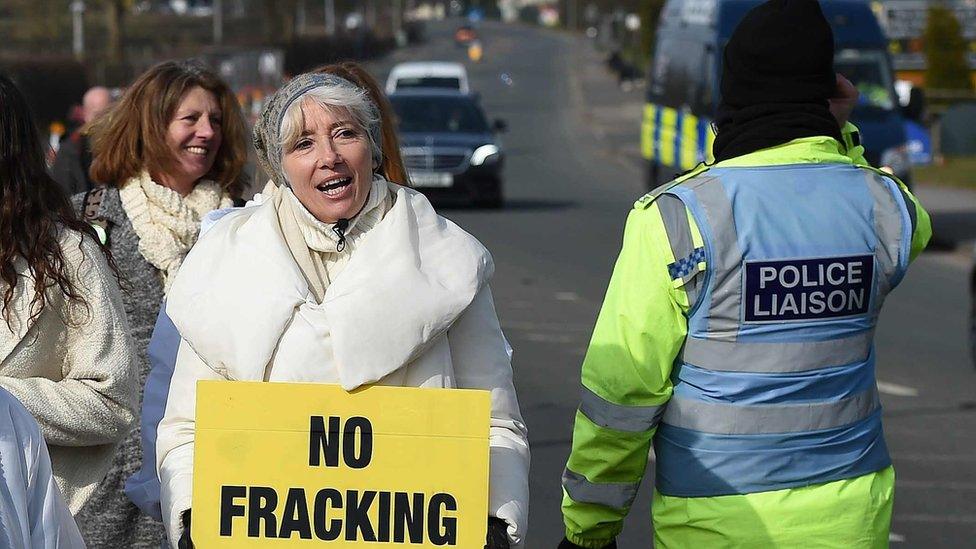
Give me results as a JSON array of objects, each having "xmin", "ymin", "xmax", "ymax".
[
  {"xmin": 155, "ymin": 71, "xmax": 530, "ymax": 548},
  {"xmin": 0, "ymin": 386, "xmax": 86, "ymax": 548},
  {"xmin": 0, "ymin": 73, "xmax": 136, "ymax": 521}
]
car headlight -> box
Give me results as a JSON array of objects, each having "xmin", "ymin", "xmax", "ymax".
[
  {"xmin": 470, "ymin": 144, "xmax": 500, "ymax": 166},
  {"xmin": 880, "ymin": 145, "xmax": 911, "ymax": 180}
]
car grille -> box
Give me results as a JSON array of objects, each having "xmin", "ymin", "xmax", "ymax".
[{"xmin": 401, "ymin": 148, "xmax": 469, "ymax": 171}]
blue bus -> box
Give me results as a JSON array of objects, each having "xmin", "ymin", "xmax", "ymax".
[{"xmin": 642, "ymin": 0, "xmax": 916, "ymax": 188}]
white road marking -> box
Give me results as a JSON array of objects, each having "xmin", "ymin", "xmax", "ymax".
[
  {"xmin": 896, "ymin": 514, "xmax": 976, "ymax": 524},
  {"xmin": 523, "ymin": 333, "xmax": 579, "ymax": 344},
  {"xmin": 895, "ymin": 479, "xmax": 976, "ymax": 491},
  {"xmin": 877, "ymin": 380, "xmax": 920, "ymax": 397},
  {"xmin": 502, "ymin": 320, "xmax": 593, "ymax": 332},
  {"xmin": 555, "ymin": 291, "xmax": 580, "ymax": 302},
  {"xmin": 892, "ymin": 454, "xmax": 976, "ymax": 463},
  {"xmin": 889, "ymin": 533, "xmax": 906, "ymax": 543}
]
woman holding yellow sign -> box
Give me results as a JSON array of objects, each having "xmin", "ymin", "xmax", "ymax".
[{"xmin": 155, "ymin": 70, "xmax": 530, "ymax": 548}]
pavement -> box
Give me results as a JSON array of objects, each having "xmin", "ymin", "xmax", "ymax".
[{"xmin": 372, "ymin": 18, "xmax": 976, "ymax": 547}]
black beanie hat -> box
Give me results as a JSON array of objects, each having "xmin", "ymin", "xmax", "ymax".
[{"xmin": 721, "ymin": 0, "xmax": 836, "ymax": 108}]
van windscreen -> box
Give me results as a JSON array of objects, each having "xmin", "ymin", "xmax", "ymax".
[{"xmin": 834, "ymin": 50, "xmax": 896, "ymax": 111}]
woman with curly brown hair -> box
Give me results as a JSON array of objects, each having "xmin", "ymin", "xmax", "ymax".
[
  {"xmin": 0, "ymin": 72, "xmax": 137, "ymax": 527},
  {"xmin": 70, "ymin": 59, "xmax": 249, "ymax": 547}
]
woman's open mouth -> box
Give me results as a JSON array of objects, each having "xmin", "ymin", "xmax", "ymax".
[{"xmin": 316, "ymin": 177, "xmax": 353, "ymax": 198}]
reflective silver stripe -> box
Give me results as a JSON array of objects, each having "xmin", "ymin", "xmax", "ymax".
[
  {"xmin": 658, "ymin": 196, "xmax": 706, "ymax": 312},
  {"xmin": 662, "ymin": 386, "xmax": 881, "ymax": 435},
  {"xmin": 685, "ymin": 176, "xmax": 741, "ymax": 340},
  {"xmin": 561, "ymin": 469, "xmax": 640, "ymax": 510},
  {"xmin": 681, "ymin": 331, "xmax": 873, "ymax": 373},
  {"xmin": 579, "ymin": 386, "xmax": 665, "ymax": 433},
  {"xmin": 865, "ymin": 171, "xmax": 905, "ymax": 299},
  {"xmin": 659, "ymin": 195, "xmax": 696, "ymax": 274}
]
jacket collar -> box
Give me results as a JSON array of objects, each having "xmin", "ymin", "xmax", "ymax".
[
  {"xmin": 713, "ymin": 136, "xmax": 853, "ymax": 168},
  {"xmin": 166, "ymin": 183, "xmax": 493, "ymax": 390}
]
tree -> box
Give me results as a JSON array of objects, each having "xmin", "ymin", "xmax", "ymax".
[
  {"xmin": 1, "ymin": 0, "xmax": 70, "ymax": 47},
  {"xmin": 259, "ymin": 0, "xmax": 299, "ymax": 43},
  {"xmin": 925, "ymin": 5, "xmax": 973, "ymax": 90}
]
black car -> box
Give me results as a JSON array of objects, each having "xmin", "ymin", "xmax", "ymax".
[{"xmin": 389, "ymin": 89, "xmax": 506, "ymax": 208}]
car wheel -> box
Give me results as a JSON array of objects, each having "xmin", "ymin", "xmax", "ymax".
[{"xmin": 475, "ymin": 181, "xmax": 503, "ymax": 209}]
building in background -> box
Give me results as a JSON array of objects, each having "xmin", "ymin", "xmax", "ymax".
[{"xmin": 874, "ymin": 0, "xmax": 976, "ymax": 87}]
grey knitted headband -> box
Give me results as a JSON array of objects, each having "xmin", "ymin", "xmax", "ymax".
[{"xmin": 253, "ymin": 72, "xmax": 382, "ymax": 187}]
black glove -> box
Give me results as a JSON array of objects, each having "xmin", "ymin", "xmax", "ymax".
[
  {"xmin": 485, "ymin": 517, "xmax": 510, "ymax": 549},
  {"xmin": 178, "ymin": 510, "xmax": 193, "ymax": 549},
  {"xmin": 558, "ymin": 538, "xmax": 617, "ymax": 549}
]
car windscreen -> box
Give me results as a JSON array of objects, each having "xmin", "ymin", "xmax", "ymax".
[
  {"xmin": 395, "ymin": 77, "xmax": 462, "ymax": 91},
  {"xmin": 390, "ymin": 96, "xmax": 489, "ymax": 133},
  {"xmin": 834, "ymin": 49, "xmax": 897, "ymax": 111}
]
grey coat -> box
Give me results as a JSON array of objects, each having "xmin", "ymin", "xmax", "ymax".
[{"xmin": 71, "ymin": 187, "xmax": 167, "ymax": 548}]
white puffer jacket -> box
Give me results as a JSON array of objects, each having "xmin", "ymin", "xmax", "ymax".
[{"xmin": 156, "ymin": 184, "xmax": 530, "ymax": 547}]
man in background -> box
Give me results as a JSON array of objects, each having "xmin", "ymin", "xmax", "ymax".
[{"xmin": 51, "ymin": 86, "xmax": 112, "ymax": 195}]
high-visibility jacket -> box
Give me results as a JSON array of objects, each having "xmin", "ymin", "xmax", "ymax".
[{"xmin": 561, "ymin": 124, "xmax": 931, "ymax": 548}]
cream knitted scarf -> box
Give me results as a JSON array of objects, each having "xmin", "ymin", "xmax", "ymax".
[
  {"xmin": 272, "ymin": 176, "xmax": 393, "ymax": 302},
  {"xmin": 119, "ymin": 170, "xmax": 233, "ymax": 291}
]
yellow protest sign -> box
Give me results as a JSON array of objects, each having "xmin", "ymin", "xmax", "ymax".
[{"xmin": 191, "ymin": 381, "xmax": 490, "ymax": 547}]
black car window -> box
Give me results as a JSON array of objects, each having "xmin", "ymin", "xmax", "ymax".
[
  {"xmin": 390, "ymin": 96, "xmax": 490, "ymax": 133},
  {"xmin": 395, "ymin": 77, "xmax": 462, "ymax": 90}
]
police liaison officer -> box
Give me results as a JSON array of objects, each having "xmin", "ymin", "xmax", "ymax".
[{"xmin": 558, "ymin": 1, "xmax": 931, "ymax": 547}]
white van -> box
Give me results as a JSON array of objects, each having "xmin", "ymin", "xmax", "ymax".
[{"xmin": 384, "ymin": 62, "xmax": 470, "ymax": 94}]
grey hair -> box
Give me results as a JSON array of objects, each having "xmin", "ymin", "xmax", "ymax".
[
  {"xmin": 252, "ymin": 72, "xmax": 382, "ymax": 188},
  {"xmin": 279, "ymin": 83, "xmax": 382, "ymax": 170}
]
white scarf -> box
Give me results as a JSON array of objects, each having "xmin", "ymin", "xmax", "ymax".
[
  {"xmin": 273, "ymin": 176, "xmax": 393, "ymax": 302},
  {"xmin": 119, "ymin": 170, "xmax": 233, "ymax": 291}
]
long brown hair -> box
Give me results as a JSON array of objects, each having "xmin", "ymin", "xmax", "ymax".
[
  {"xmin": 314, "ymin": 62, "xmax": 411, "ymax": 186},
  {"xmin": 89, "ymin": 60, "xmax": 249, "ymax": 196},
  {"xmin": 0, "ymin": 73, "xmax": 104, "ymax": 327}
]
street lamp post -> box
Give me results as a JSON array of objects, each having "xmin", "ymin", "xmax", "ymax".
[
  {"xmin": 324, "ymin": 0, "xmax": 336, "ymax": 36},
  {"xmin": 296, "ymin": 0, "xmax": 307, "ymax": 36},
  {"xmin": 367, "ymin": 0, "xmax": 377, "ymax": 30},
  {"xmin": 393, "ymin": 0, "xmax": 402, "ymax": 38},
  {"xmin": 71, "ymin": 0, "xmax": 85, "ymax": 59},
  {"xmin": 213, "ymin": 0, "xmax": 223, "ymax": 45}
]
